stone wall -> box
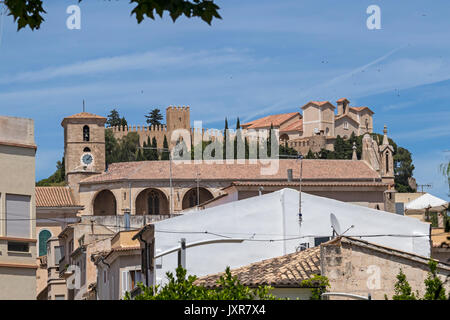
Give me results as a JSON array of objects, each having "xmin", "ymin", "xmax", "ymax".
[{"xmin": 321, "ymin": 239, "xmax": 450, "ymax": 300}]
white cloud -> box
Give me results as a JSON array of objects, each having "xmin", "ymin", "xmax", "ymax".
[{"xmin": 0, "ymin": 48, "xmax": 252, "ymax": 84}]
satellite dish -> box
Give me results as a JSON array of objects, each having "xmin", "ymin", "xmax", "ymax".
[{"xmin": 330, "ymin": 213, "xmax": 341, "ymax": 236}]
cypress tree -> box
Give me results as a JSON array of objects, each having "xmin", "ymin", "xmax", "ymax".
[
  {"xmin": 151, "ymin": 137, "xmax": 158, "ymax": 160},
  {"xmin": 161, "ymin": 135, "xmax": 170, "ymax": 160}
]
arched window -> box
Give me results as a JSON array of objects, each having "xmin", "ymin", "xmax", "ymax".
[
  {"xmin": 189, "ymin": 191, "xmax": 197, "ymax": 207},
  {"xmin": 83, "ymin": 147, "xmax": 91, "ymax": 152},
  {"xmin": 147, "ymin": 191, "xmax": 160, "ymax": 215},
  {"xmin": 83, "ymin": 125, "xmax": 90, "ymax": 142},
  {"xmin": 38, "ymin": 230, "xmax": 52, "ymax": 257},
  {"xmin": 386, "ymin": 152, "xmax": 389, "ymax": 173}
]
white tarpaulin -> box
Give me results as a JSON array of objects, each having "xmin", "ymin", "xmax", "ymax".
[
  {"xmin": 405, "ymin": 193, "xmax": 449, "ymax": 213},
  {"xmin": 152, "ymin": 189, "xmax": 430, "ymax": 285}
]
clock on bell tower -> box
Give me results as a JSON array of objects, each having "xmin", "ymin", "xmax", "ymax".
[{"xmin": 61, "ymin": 112, "xmax": 107, "ymax": 191}]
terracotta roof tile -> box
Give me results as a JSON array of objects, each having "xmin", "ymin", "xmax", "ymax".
[
  {"xmin": 63, "ymin": 112, "xmax": 106, "ymax": 120},
  {"xmin": 36, "ymin": 186, "xmax": 80, "ymax": 207},
  {"xmin": 230, "ymin": 181, "xmax": 387, "ymax": 187},
  {"xmin": 301, "ymin": 101, "xmax": 336, "ymax": 109},
  {"xmin": 280, "ymin": 119, "xmax": 303, "ymax": 132},
  {"xmin": 241, "ymin": 112, "xmax": 299, "ymax": 129},
  {"xmin": 350, "ymin": 106, "xmax": 374, "ymax": 114},
  {"xmin": 194, "ymin": 246, "xmax": 321, "ymax": 288},
  {"xmin": 80, "ymin": 159, "xmax": 381, "ymax": 184}
]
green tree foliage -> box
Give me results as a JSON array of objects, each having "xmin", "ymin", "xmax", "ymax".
[
  {"xmin": 150, "ymin": 137, "xmax": 159, "ymax": 160},
  {"xmin": 106, "ymin": 109, "xmax": 128, "ymax": 130},
  {"xmin": 304, "ymin": 132, "xmax": 414, "ymax": 192},
  {"xmin": 394, "ymin": 147, "xmax": 415, "ymax": 193},
  {"xmin": 36, "ymin": 157, "xmax": 66, "ymax": 186},
  {"xmin": 440, "ymin": 160, "xmax": 450, "ymax": 195},
  {"xmin": 106, "ymin": 109, "xmax": 121, "ymax": 127},
  {"xmin": 105, "ymin": 129, "xmax": 119, "ymax": 165},
  {"xmin": 105, "ymin": 131, "xmax": 141, "ymax": 164},
  {"xmin": 145, "ymin": 108, "xmax": 164, "ymax": 127},
  {"xmin": 6, "ymin": 0, "xmax": 221, "ymax": 31},
  {"xmin": 390, "ymin": 260, "xmax": 448, "ymax": 300},
  {"xmin": 392, "ymin": 269, "xmax": 417, "ymax": 300},
  {"xmin": 125, "ymin": 266, "xmax": 276, "ymax": 300},
  {"xmin": 299, "ymin": 274, "xmax": 330, "ymax": 300},
  {"xmin": 136, "ymin": 149, "xmax": 145, "ymax": 161},
  {"xmin": 161, "ymin": 135, "xmax": 170, "ymax": 160},
  {"xmin": 120, "ymin": 117, "xmax": 128, "ymax": 128},
  {"xmin": 423, "ymin": 260, "xmax": 447, "ymax": 300},
  {"xmin": 223, "ymin": 118, "xmax": 229, "ymax": 160}
]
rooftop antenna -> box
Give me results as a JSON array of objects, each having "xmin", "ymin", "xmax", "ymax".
[
  {"xmin": 83, "ymin": 99, "xmax": 86, "ymax": 112},
  {"xmin": 330, "ymin": 213, "xmax": 354, "ymax": 238},
  {"xmin": 330, "ymin": 213, "xmax": 341, "ymax": 237},
  {"xmin": 417, "ymin": 183, "xmax": 432, "ymax": 193}
]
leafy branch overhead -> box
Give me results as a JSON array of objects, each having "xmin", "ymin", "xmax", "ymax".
[{"xmin": 4, "ymin": 0, "xmax": 222, "ymax": 31}]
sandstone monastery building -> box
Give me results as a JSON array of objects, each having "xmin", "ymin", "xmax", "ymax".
[{"xmin": 38, "ymin": 98, "xmax": 394, "ymax": 219}]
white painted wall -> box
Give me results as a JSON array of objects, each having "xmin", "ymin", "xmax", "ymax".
[{"xmin": 153, "ymin": 189, "xmax": 430, "ymax": 286}]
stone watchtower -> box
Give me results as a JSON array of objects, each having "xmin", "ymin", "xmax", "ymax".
[
  {"xmin": 61, "ymin": 112, "xmax": 107, "ymax": 194},
  {"xmin": 166, "ymin": 106, "xmax": 191, "ymax": 131}
]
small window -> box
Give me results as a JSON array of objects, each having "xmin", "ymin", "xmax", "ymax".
[
  {"xmin": 83, "ymin": 125, "xmax": 90, "ymax": 142},
  {"xmin": 83, "ymin": 147, "xmax": 91, "ymax": 152},
  {"xmin": 344, "ymin": 121, "xmax": 349, "ymax": 129},
  {"xmin": 314, "ymin": 237, "xmax": 330, "ymax": 247},
  {"xmin": 8, "ymin": 241, "xmax": 29, "ymax": 252}
]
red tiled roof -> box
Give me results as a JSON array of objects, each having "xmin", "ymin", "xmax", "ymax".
[
  {"xmin": 301, "ymin": 101, "xmax": 335, "ymax": 109},
  {"xmin": 230, "ymin": 181, "xmax": 388, "ymax": 187},
  {"xmin": 310, "ymin": 101, "xmax": 330, "ymax": 106},
  {"xmin": 337, "ymin": 98, "xmax": 349, "ymax": 103},
  {"xmin": 241, "ymin": 112, "xmax": 299, "ymax": 129},
  {"xmin": 350, "ymin": 106, "xmax": 374, "ymax": 114},
  {"xmin": 36, "ymin": 186, "xmax": 80, "ymax": 207},
  {"xmin": 280, "ymin": 119, "xmax": 303, "ymax": 132},
  {"xmin": 63, "ymin": 112, "xmax": 106, "ymax": 120},
  {"xmin": 335, "ymin": 113, "xmax": 359, "ymax": 123},
  {"xmin": 194, "ymin": 246, "xmax": 321, "ymax": 288},
  {"xmin": 80, "ymin": 159, "xmax": 381, "ymax": 184}
]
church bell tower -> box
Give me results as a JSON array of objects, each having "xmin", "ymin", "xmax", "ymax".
[{"xmin": 61, "ymin": 112, "xmax": 107, "ymax": 193}]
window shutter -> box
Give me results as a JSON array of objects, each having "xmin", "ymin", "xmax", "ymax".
[
  {"xmin": 38, "ymin": 230, "xmax": 52, "ymax": 256},
  {"xmin": 6, "ymin": 195, "xmax": 31, "ymax": 238}
]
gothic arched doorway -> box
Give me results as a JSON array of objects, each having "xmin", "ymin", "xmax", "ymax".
[
  {"xmin": 93, "ymin": 190, "xmax": 117, "ymax": 216},
  {"xmin": 135, "ymin": 188, "xmax": 169, "ymax": 215},
  {"xmin": 182, "ymin": 188, "xmax": 214, "ymax": 209}
]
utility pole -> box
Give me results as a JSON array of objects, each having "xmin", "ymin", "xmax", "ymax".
[
  {"xmin": 196, "ymin": 168, "xmax": 200, "ymax": 206},
  {"xmin": 298, "ymin": 154, "xmax": 304, "ymax": 223},
  {"xmin": 178, "ymin": 238, "xmax": 186, "ymax": 269}
]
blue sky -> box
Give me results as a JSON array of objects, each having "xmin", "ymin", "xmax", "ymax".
[{"xmin": 0, "ymin": 0, "xmax": 448, "ymax": 198}]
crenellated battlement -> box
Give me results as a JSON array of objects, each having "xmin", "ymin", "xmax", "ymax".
[
  {"xmin": 166, "ymin": 105, "xmax": 190, "ymax": 111},
  {"xmin": 107, "ymin": 124, "xmax": 169, "ymax": 133}
]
